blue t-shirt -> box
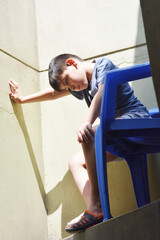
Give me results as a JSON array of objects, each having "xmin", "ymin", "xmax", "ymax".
[{"xmin": 69, "ymin": 57, "xmax": 149, "ymax": 117}]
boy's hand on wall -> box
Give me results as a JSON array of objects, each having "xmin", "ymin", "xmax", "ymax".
[
  {"xmin": 9, "ymin": 79, "xmax": 23, "ymax": 103},
  {"xmin": 77, "ymin": 122, "xmax": 95, "ymax": 144}
]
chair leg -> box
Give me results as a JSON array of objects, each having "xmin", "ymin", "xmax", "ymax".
[
  {"xmin": 95, "ymin": 127, "xmax": 112, "ymax": 221},
  {"xmin": 125, "ymin": 154, "xmax": 150, "ymax": 207}
]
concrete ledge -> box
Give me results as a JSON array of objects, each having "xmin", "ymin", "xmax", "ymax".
[{"xmin": 63, "ymin": 200, "xmax": 160, "ymax": 240}]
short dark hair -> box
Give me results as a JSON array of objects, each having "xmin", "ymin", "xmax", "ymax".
[{"xmin": 48, "ymin": 53, "xmax": 83, "ymax": 91}]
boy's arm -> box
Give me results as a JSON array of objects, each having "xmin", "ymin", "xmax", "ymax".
[
  {"xmin": 77, "ymin": 84, "xmax": 104, "ymax": 143},
  {"xmin": 9, "ymin": 79, "xmax": 70, "ymax": 103}
]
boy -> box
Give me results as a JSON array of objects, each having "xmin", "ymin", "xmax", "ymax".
[{"xmin": 9, "ymin": 53, "xmax": 150, "ymax": 232}]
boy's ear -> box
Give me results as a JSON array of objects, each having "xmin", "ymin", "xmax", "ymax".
[{"xmin": 66, "ymin": 59, "xmax": 78, "ymax": 69}]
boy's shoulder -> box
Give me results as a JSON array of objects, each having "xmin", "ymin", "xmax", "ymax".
[
  {"xmin": 89, "ymin": 58, "xmax": 118, "ymax": 98},
  {"xmin": 94, "ymin": 57, "xmax": 117, "ymax": 71},
  {"xmin": 94, "ymin": 57, "xmax": 118, "ymax": 75},
  {"xmin": 95, "ymin": 57, "xmax": 111, "ymax": 64}
]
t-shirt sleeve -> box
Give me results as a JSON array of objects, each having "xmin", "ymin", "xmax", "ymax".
[{"xmin": 96, "ymin": 58, "xmax": 118, "ymax": 87}]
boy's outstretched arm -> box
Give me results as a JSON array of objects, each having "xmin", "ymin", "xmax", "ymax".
[
  {"xmin": 9, "ymin": 79, "xmax": 69, "ymax": 104},
  {"xmin": 77, "ymin": 84, "xmax": 104, "ymax": 143}
]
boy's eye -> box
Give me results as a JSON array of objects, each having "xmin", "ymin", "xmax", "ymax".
[{"xmin": 65, "ymin": 77, "xmax": 68, "ymax": 84}]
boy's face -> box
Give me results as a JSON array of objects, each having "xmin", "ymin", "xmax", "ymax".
[{"xmin": 59, "ymin": 59, "xmax": 88, "ymax": 92}]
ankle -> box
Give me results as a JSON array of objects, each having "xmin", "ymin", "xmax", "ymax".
[{"xmin": 87, "ymin": 201, "xmax": 102, "ymax": 215}]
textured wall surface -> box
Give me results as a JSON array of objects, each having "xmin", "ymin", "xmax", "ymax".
[
  {"xmin": 1, "ymin": 0, "xmax": 159, "ymax": 240},
  {"xmin": 0, "ymin": 1, "xmax": 47, "ymax": 240}
]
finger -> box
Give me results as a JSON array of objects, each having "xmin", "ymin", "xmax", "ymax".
[
  {"xmin": 10, "ymin": 94, "xmax": 17, "ymax": 102},
  {"xmin": 9, "ymin": 83, "xmax": 14, "ymax": 91},
  {"xmin": 77, "ymin": 136, "xmax": 82, "ymax": 143},
  {"xmin": 13, "ymin": 81, "xmax": 18, "ymax": 87},
  {"xmin": 80, "ymin": 130, "xmax": 90, "ymax": 143},
  {"xmin": 86, "ymin": 125, "xmax": 95, "ymax": 137},
  {"xmin": 9, "ymin": 92, "xmax": 14, "ymax": 100},
  {"xmin": 10, "ymin": 93, "xmax": 14, "ymax": 98},
  {"xmin": 9, "ymin": 79, "xmax": 13, "ymax": 84},
  {"xmin": 77, "ymin": 137, "xmax": 82, "ymax": 143},
  {"xmin": 10, "ymin": 79, "xmax": 15, "ymax": 84},
  {"xmin": 9, "ymin": 81, "xmax": 13, "ymax": 86},
  {"xmin": 77, "ymin": 131, "xmax": 84, "ymax": 143},
  {"xmin": 9, "ymin": 82, "xmax": 17, "ymax": 93},
  {"xmin": 77, "ymin": 126, "xmax": 94, "ymax": 143},
  {"xmin": 83, "ymin": 125, "xmax": 95, "ymax": 141},
  {"xmin": 10, "ymin": 79, "xmax": 16, "ymax": 84},
  {"xmin": 83, "ymin": 128, "xmax": 93, "ymax": 142},
  {"xmin": 9, "ymin": 82, "xmax": 15, "ymax": 88},
  {"xmin": 9, "ymin": 82, "xmax": 12, "ymax": 90},
  {"xmin": 10, "ymin": 79, "xmax": 18, "ymax": 88}
]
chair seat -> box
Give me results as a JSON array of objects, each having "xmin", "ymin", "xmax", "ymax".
[
  {"xmin": 105, "ymin": 118, "xmax": 160, "ymax": 138},
  {"xmin": 107, "ymin": 136, "xmax": 160, "ymax": 156},
  {"xmin": 124, "ymin": 136, "xmax": 160, "ymax": 145},
  {"xmin": 106, "ymin": 118, "xmax": 160, "ymax": 131}
]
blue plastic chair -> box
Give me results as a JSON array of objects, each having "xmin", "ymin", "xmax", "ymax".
[{"xmin": 95, "ymin": 63, "xmax": 160, "ymax": 221}]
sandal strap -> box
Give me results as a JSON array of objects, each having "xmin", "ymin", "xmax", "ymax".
[{"xmin": 66, "ymin": 210, "xmax": 104, "ymax": 232}]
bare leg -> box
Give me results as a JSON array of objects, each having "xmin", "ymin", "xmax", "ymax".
[
  {"xmin": 68, "ymin": 151, "xmax": 90, "ymax": 206},
  {"xmin": 81, "ymin": 140, "xmax": 102, "ymax": 215},
  {"xmin": 80, "ymin": 125, "xmax": 119, "ymax": 215},
  {"xmin": 68, "ymin": 149, "xmax": 117, "ymax": 224},
  {"xmin": 68, "ymin": 151, "xmax": 89, "ymax": 224},
  {"xmin": 68, "ymin": 125, "xmax": 119, "ymax": 222}
]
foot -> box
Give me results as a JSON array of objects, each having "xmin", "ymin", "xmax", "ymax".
[
  {"xmin": 65, "ymin": 210, "xmax": 103, "ymax": 232},
  {"xmin": 67, "ymin": 213, "xmax": 84, "ymax": 225},
  {"xmin": 67, "ymin": 202, "xmax": 102, "ymax": 225}
]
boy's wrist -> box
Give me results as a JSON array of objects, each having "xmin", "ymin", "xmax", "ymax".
[
  {"xmin": 82, "ymin": 120, "xmax": 93, "ymax": 126},
  {"xmin": 20, "ymin": 96, "xmax": 29, "ymax": 104},
  {"xmin": 19, "ymin": 96, "xmax": 24, "ymax": 103}
]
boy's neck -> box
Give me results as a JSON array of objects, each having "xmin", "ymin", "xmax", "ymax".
[{"xmin": 84, "ymin": 62, "xmax": 95, "ymax": 83}]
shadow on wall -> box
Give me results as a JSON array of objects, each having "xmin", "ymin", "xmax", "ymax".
[
  {"xmin": 133, "ymin": 6, "xmax": 160, "ymax": 201},
  {"xmin": 10, "ymin": 99, "xmax": 86, "ymax": 238},
  {"xmin": 10, "ymin": 101, "xmax": 46, "ymax": 210},
  {"xmin": 46, "ymin": 170, "xmax": 86, "ymax": 238}
]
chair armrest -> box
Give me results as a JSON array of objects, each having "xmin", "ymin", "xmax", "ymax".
[{"xmin": 100, "ymin": 63, "xmax": 151, "ymax": 125}]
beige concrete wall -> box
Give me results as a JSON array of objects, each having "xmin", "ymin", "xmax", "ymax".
[
  {"xmin": 40, "ymin": 71, "xmax": 87, "ymax": 239},
  {"xmin": 35, "ymin": 0, "xmax": 146, "ymax": 70},
  {"xmin": 0, "ymin": 54, "xmax": 48, "ymax": 240},
  {"xmin": 0, "ymin": 1, "xmax": 48, "ymax": 240},
  {"xmin": 40, "ymin": 1, "xmax": 159, "ymax": 238},
  {"xmin": 1, "ymin": 0, "xmax": 39, "ymax": 69},
  {"xmin": 1, "ymin": 1, "xmax": 160, "ymax": 240}
]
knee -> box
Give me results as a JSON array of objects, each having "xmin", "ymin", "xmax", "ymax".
[
  {"xmin": 68, "ymin": 153, "xmax": 78, "ymax": 172},
  {"xmin": 68, "ymin": 152, "xmax": 84, "ymax": 172},
  {"xmin": 68, "ymin": 155, "xmax": 74, "ymax": 171}
]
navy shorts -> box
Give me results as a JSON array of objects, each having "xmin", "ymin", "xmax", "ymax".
[{"xmin": 119, "ymin": 111, "xmax": 150, "ymax": 119}]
